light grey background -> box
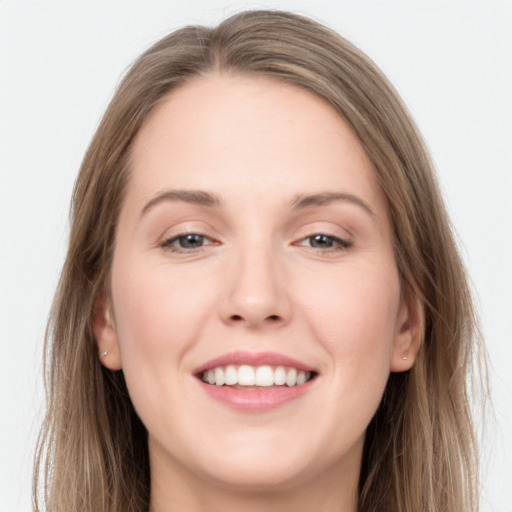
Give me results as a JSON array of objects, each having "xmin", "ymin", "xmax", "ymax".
[{"xmin": 1, "ymin": 1, "xmax": 511, "ymax": 510}]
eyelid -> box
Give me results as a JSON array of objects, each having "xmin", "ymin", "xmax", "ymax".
[
  {"xmin": 155, "ymin": 217, "xmax": 222, "ymax": 244},
  {"xmin": 292, "ymin": 219, "xmax": 353, "ymax": 242},
  {"xmin": 295, "ymin": 233, "xmax": 353, "ymax": 251},
  {"xmin": 159, "ymin": 230, "xmax": 219, "ymax": 253}
]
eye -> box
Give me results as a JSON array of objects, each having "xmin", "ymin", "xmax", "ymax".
[
  {"xmin": 298, "ymin": 234, "xmax": 352, "ymax": 251},
  {"xmin": 160, "ymin": 233, "xmax": 216, "ymax": 252}
]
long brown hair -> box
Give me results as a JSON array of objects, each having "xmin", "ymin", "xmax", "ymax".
[{"xmin": 34, "ymin": 10, "xmax": 484, "ymax": 511}]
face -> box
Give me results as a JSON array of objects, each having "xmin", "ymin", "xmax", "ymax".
[{"xmin": 95, "ymin": 74, "xmax": 420, "ymax": 493}]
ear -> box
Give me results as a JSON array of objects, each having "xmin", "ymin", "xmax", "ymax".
[
  {"xmin": 390, "ymin": 292, "xmax": 424, "ymax": 372},
  {"xmin": 92, "ymin": 294, "xmax": 122, "ymax": 371}
]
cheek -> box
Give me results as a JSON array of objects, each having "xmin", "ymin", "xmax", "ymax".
[
  {"xmin": 298, "ymin": 262, "xmax": 400, "ymax": 391},
  {"xmin": 279, "ymin": 262, "xmax": 402, "ymax": 464},
  {"xmin": 109, "ymin": 257, "xmax": 221, "ymax": 403},
  {"xmin": 109, "ymin": 258, "xmax": 221, "ymax": 437}
]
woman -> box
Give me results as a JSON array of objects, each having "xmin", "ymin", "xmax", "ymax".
[{"xmin": 33, "ymin": 10, "xmax": 484, "ymax": 512}]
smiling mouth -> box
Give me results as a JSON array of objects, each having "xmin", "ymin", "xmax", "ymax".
[{"xmin": 198, "ymin": 364, "xmax": 317, "ymax": 388}]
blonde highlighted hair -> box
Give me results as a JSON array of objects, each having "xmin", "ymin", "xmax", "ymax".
[{"xmin": 34, "ymin": 10, "xmax": 484, "ymax": 511}]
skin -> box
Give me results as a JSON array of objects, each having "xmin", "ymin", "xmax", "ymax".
[{"xmin": 94, "ymin": 74, "xmax": 422, "ymax": 512}]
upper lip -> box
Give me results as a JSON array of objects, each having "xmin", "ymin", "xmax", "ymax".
[{"xmin": 193, "ymin": 350, "xmax": 317, "ymax": 376}]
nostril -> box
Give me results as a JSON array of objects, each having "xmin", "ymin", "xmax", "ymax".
[{"xmin": 229, "ymin": 314, "xmax": 281, "ymax": 323}]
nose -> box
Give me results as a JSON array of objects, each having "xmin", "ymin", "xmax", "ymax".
[{"xmin": 218, "ymin": 242, "xmax": 292, "ymax": 329}]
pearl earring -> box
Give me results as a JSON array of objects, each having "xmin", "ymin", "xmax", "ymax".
[
  {"xmin": 101, "ymin": 351, "xmax": 108, "ymax": 357},
  {"xmin": 402, "ymin": 350, "xmax": 409, "ymax": 360}
]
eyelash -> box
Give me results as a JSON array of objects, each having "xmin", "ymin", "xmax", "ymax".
[
  {"xmin": 160, "ymin": 232, "xmax": 217, "ymax": 253},
  {"xmin": 297, "ymin": 234, "xmax": 352, "ymax": 252},
  {"xmin": 160, "ymin": 232, "xmax": 352, "ymax": 254}
]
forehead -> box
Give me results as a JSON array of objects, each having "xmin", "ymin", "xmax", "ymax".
[{"xmin": 127, "ymin": 73, "xmax": 386, "ymax": 216}]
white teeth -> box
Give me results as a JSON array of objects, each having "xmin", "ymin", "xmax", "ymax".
[
  {"xmin": 200, "ymin": 364, "xmax": 314, "ymax": 387},
  {"xmin": 255, "ymin": 365, "xmax": 274, "ymax": 386},
  {"xmin": 225, "ymin": 365, "xmax": 237, "ymax": 385},
  {"xmin": 286, "ymin": 368, "xmax": 297, "ymax": 386},
  {"xmin": 274, "ymin": 366, "xmax": 286, "ymax": 385},
  {"xmin": 238, "ymin": 365, "xmax": 256, "ymax": 386},
  {"xmin": 214, "ymin": 367, "xmax": 225, "ymax": 386}
]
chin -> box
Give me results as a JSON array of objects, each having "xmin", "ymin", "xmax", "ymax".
[
  {"xmin": 187, "ymin": 431, "xmax": 349, "ymax": 491},
  {"xmin": 199, "ymin": 455, "xmax": 313, "ymax": 491}
]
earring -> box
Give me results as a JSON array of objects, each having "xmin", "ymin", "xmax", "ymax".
[
  {"xmin": 101, "ymin": 351, "xmax": 108, "ymax": 357},
  {"xmin": 401, "ymin": 350, "xmax": 409, "ymax": 360}
]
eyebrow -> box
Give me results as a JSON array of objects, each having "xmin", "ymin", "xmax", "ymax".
[
  {"xmin": 141, "ymin": 189, "xmax": 222, "ymax": 216},
  {"xmin": 291, "ymin": 192, "xmax": 375, "ymax": 217},
  {"xmin": 140, "ymin": 189, "xmax": 374, "ymax": 218}
]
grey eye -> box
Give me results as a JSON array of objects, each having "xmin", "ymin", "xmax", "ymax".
[
  {"xmin": 176, "ymin": 234, "xmax": 206, "ymax": 248},
  {"xmin": 308, "ymin": 234, "xmax": 336, "ymax": 248},
  {"xmin": 298, "ymin": 233, "xmax": 352, "ymax": 252},
  {"xmin": 161, "ymin": 233, "xmax": 213, "ymax": 252}
]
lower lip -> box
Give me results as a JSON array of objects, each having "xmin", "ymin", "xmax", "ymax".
[{"xmin": 197, "ymin": 379, "xmax": 316, "ymax": 412}]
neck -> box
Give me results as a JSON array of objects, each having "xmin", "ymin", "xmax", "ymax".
[{"xmin": 148, "ymin": 444, "xmax": 361, "ymax": 512}]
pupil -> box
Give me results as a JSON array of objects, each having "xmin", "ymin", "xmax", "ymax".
[
  {"xmin": 180, "ymin": 234, "xmax": 203, "ymax": 248},
  {"xmin": 311, "ymin": 235, "xmax": 333, "ymax": 248}
]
